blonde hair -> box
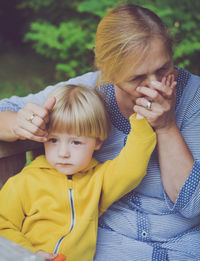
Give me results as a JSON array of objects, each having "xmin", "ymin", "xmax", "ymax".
[
  {"xmin": 95, "ymin": 3, "xmax": 173, "ymax": 84},
  {"xmin": 47, "ymin": 84, "xmax": 111, "ymax": 141}
]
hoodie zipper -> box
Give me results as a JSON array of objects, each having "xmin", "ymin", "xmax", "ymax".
[{"xmin": 53, "ymin": 175, "xmax": 76, "ymax": 254}]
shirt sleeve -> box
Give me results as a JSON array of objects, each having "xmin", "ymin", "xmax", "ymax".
[
  {"xmin": 0, "ymin": 177, "xmax": 36, "ymax": 252},
  {"xmin": 98, "ymin": 114, "xmax": 156, "ymax": 216},
  {"xmin": 164, "ymin": 84, "xmax": 200, "ymax": 218},
  {"xmin": 0, "ymin": 71, "xmax": 100, "ymax": 112}
]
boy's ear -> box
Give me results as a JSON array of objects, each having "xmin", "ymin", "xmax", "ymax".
[{"xmin": 94, "ymin": 139, "xmax": 103, "ymax": 150}]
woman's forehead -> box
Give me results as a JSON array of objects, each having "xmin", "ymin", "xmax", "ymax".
[{"xmin": 123, "ymin": 39, "xmax": 172, "ymax": 78}]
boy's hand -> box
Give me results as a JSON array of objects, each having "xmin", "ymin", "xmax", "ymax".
[
  {"xmin": 53, "ymin": 254, "xmax": 66, "ymax": 261},
  {"xmin": 37, "ymin": 250, "xmax": 57, "ymax": 261}
]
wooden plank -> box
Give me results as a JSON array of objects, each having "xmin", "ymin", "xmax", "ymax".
[
  {"xmin": 0, "ymin": 140, "xmax": 42, "ymax": 159},
  {"xmin": 0, "ymin": 140, "xmax": 44, "ymax": 188},
  {"xmin": 0, "ymin": 236, "xmax": 44, "ymax": 261},
  {"xmin": 0, "ymin": 153, "xmax": 26, "ymax": 188}
]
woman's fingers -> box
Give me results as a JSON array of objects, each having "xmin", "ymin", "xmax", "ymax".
[
  {"xmin": 43, "ymin": 96, "xmax": 56, "ymax": 111},
  {"xmin": 152, "ymin": 74, "xmax": 177, "ymax": 97},
  {"xmin": 134, "ymin": 98, "xmax": 161, "ymax": 122},
  {"xmin": 13, "ymin": 117, "xmax": 48, "ymax": 142},
  {"xmin": 24, "ymin": 103, "xmax": 49, "ymax": 124},
  {"xmin": 13, "ymin": 99, "xmax": 56, "ymax": 141},
  {"xmin": 31, "ymin": 114, "xmax": 46, "ymax": 130},
  {"xmin": 14, "ymin": 125, "xmax": 47, "ymax": 142},
  {"xmin": 134, "ymin": 75, "xmax": 177, "ymax": 130},
  {"xmin": 135, "ymin": 74, "xmax": 177, "ymax": 108},
  {"xmin": 19, "ymin": 106, "xmax": 47, "ymax": 129},
  {"xmin": 136, "ymin": 76, "xmax": 176, "ymax": 101},
  {"xmin": 136, "ymin": 86, "xmax": 159, "ymax": 101}
]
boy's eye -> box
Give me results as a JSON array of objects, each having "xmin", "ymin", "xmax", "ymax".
[
  {"xmin": 72, "ymin": 140, "xmax": 82, "ymax": 145},
  {"xmin": 48, "ymin": 138, "xmax": 57, "ymax": 143}
]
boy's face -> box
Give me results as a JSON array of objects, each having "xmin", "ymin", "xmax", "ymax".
[{"xmin": 44, "ymin": 132, "xmax": 102, "ymax": 175}]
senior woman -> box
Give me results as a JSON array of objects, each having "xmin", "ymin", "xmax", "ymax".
[{"xmin": 0, "ymin": 4, "xmax": 200, "ymax": 261}]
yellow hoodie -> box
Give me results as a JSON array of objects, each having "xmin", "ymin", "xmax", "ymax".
[{"xmin": 0, "ymin": 114, "xmax": 156, "ymax": 261}]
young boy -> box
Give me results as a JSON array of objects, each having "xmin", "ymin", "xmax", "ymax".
[{"xmin": 0, "ymin": 84, "xmax": 156, "ymax": 261}]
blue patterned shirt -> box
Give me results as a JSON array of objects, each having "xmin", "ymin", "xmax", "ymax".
[{"xmin": 0, "ymin": 68, "xmax": 200, "ymax": 260}]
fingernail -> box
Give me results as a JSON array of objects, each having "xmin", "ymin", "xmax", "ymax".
[
  {"xmin": 151, "ymin": 80, "xmax": 157, "ymax": 84},
  {"xmin": 42, "ymin": 137, "xmax": 47, "ymax": 142}
]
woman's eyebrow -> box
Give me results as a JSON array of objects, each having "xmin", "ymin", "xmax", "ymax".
[
  {"xmin": 127, "ymin": 61, "xmax": 172, "ymax": 81},
  {"xmin": 157, "ymin": 61, "xmax": 171, "ymax": 70},
  {"xmin": 127, "ymin": 73, "xmax": 145, "ymax": 81}
]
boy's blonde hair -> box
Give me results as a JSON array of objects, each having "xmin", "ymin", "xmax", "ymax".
[{"xmin": 47, "ymin": 84, "xmax": 111, "ymax": 141}]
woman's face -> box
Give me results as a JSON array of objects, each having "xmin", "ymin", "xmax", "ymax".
[{"xmin": 114, "ymin": 39, "xmax": 175, "ymax": 117}]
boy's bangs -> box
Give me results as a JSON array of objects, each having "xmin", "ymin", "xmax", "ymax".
[
  {"xmin": 48, "ymin": 109, "xmax": 98, "ymax": 138},
  {"xmin": 47, "ymin": 84, "xmax": 111, "ymax": 141}
]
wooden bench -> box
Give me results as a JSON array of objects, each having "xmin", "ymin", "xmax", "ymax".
[
  {"xmin": 0, "ymin": 140, "xmax": 44, "ymax": 260},
  {"xmin": 0, "ymin": 139, "xmax": 44, "ymax": 188}
]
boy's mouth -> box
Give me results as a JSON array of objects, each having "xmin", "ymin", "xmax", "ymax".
[{"xmin": 57, "ymin": 163, "xmax": 72, "ymax": 166}]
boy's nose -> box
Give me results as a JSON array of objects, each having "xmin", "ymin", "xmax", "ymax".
[{"xmin": 58, "ymin": 145, "xmax": 70, "ymax": 158}]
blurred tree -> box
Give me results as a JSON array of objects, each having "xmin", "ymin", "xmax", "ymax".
[
  {"xmin": 18, "ymin": 0, "xmax": 200, "ymax": 79},
  {"xmin": 0, "ymin": 0, "xmax": 29, "ymax": 48}
]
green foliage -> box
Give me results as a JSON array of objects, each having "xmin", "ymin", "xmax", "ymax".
[
  {"xmin": 77, "ymin": 0, "xmax": 123, "ymax": 17},
  {"xmin": 159, "ymin": 0, "xmax": 200, "ymax": 72},
  {"xmin": 20, "ymin": 0, "xmax": 200, "ymax": 79}
]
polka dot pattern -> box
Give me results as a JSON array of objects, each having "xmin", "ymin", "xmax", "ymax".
[
  {"xmin": 98, "ymin": 84, "xmax": 130, "ymax": 134},
  {"xmin": 175, "ymin": 67, "xmax": 191, "ymax": 109},
  {"xmin": 152, "ymin": 243, "xmax": 168, "ymax": 261},
  {"xmin": 137, "ymin": 211, "xmax": 150, "ymax": 242},
  {"xmin": 122, "ymin": 191, "xmax": 141, "ymax": 208}
]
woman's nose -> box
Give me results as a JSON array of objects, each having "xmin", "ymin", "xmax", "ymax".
[{"xmin": 143, "ymin": 75, "xmax": 158, "ymax": 88}]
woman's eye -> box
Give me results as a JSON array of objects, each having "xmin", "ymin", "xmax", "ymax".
[
  {"xmin": 48, "ymin": 138, "xmax": 57, "ymax": 143},
  {"xmin": 131, "ymin": 75, "xmax": 145, "ymax": 82},
  {"xmin": 157, "ymin": 67, "xmax": 168, "ymax": 75}
]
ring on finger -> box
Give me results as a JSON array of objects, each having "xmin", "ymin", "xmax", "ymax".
[
  {"xmin": 146, "ymin": 100, "xmax": 152, "ymax": 111},
  {"xmin": 27, "ymin": 114, "xmax": 35, "ymax": 122}
]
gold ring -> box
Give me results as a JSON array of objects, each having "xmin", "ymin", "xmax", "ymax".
[
  {"xmin": 146, "ymin": 100, "xmax": 152, "ymax": 110},
  {"xmin": 27, "ymin": 114, "xmax": 35, "ymax": 122}
]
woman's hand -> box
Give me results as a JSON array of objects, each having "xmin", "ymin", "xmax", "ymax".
[
  {"xmin": 134, "ymin": 74, "xmax": 194, "ymax": 202},
  {"xmin": 12, "ymin": 97, "xmax": 56, "ymax": 142},
  {"xmin": 37, "ymin": 250, "xmax": 57, "ymax": 261},
  {"xmin": 133, "ymin": 74, "xmax": 177, "ymax": 132}
]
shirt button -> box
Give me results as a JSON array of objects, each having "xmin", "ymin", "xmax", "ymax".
[{"xmin": 142, "ymin": 231, "xmax": 147, "ymax": 237}]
